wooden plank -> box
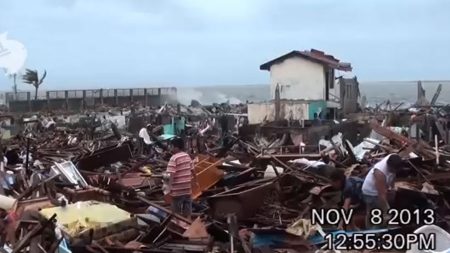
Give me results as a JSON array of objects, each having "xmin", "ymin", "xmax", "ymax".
[
  {"xmin": 192, "ymin": 157, "xmax": 224, "ymax": 199},
  {"xmin": 257, "ymin": 154, "xmax": 322, "ymax": 159},
  {"xmin": 435, "ymin": 120, "xmax": 447, "ymax": 144},
  {"xmin": 370, "ymin": 119, "xmax": 434, "ymax": 159}
]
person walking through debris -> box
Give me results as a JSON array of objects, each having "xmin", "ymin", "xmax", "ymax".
[
  {"xmin": 361, "ymin": 154, "xmax": 403, "ymax": 229},
  {"xmin": 329, "ymin": 170, "xmax": 364, "ymax": 230},
  {"xmin": 139, "ymin": 124, "xmax": 155, "ymax": 154},
  {"xmin": 165, "ymin": 137, "xmax": 198, "ymax": 219},
  {"xmin": 139, "ymin": 124, "xmax": 167, "ymax": 156}
]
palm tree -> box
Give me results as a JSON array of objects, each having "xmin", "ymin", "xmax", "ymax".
[
  {"xmin": 22, "ymin": 69, "xmax": 47, "ymax": 100},
  {"xmin": 12, "ymin": 74, "xmax": 17, "ymax": 94}
]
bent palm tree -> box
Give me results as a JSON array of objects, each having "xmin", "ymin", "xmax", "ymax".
[{"xmin": 22, "ymin": 69, "xmax": 47, "ymax": 100}]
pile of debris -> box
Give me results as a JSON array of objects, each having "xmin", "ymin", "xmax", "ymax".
[{"xmin": 1, "ymin": 100, "xmax": 450, "ymax": 253}]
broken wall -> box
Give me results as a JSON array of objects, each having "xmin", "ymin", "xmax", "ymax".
[
  {"xmin": 247, "ymin": 101, "xmax": 309, "ymax": 124},
  {"xmin": 269, "ymin": 57, "xmax": 326, "ymax": 100},
  {"xmin": 6, "ymin": 88, "xmax": 177, "ymax": 113}
]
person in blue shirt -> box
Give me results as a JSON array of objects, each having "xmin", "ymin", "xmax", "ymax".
[{"xmin": 329, "ymin": 169, "xmax": 364, "ymax": 230}]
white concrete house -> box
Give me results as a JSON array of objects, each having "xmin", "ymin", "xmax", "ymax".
[
  {"xmin": 247, "ymin": 49, "xmax": 353, "ymax": 124},
  {"xmin": 260, "ymin": 49, "xmax": 352, "ymax": 103}
]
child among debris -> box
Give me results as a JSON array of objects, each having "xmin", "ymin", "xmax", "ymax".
[{"xmin": 328, "ymin": 169, "xmax": 364, "ymax": 230}]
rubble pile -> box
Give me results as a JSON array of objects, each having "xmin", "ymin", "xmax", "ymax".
[{"xmin": 0, "ymin": 101, "xmax": 450, "ymax": 253}]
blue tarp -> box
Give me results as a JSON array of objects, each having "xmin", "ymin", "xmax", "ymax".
[
  {"xmin": 252, "ymin": 234, "xmax": 286, "ymax": 248},
  {"xmin": 163, "ymin": 117, "xmax": 186, "ymax": 136},
  {"xmin": 159, "ymin": 134, "xmax": 176, "ymax": 140},
  {"xmin": 58, "ymin": 239, "xmax": 72, "ymax": 253}
]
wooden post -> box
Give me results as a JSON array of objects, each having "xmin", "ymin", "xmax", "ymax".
[
  {"xmin": 227, "ymin": 214, "xmax": 237, "ymax": 253},
  {"xmin": 114, "ymin": 89, "xmax": 118, "ymax": 106},
  {"xmin": 99, "ymin": 89, "xmax": 103, "ymax": 105},
  {"xmin": 429, "ymin": 126, "xmax": 433, "ymax": 142},
  {"xmin": 65, "ymin": 90, "xmax": 69, "ymax": 111},
  {"xmin": 82, "ymin": 90, "xmax": 86, "ymax": 110},
  {"xmin": 27, "ymin": 92, "xmax": 31, "ymax": 112},
  {"xmin": 415, "ymin": 123, "xmax": 419, "ymax": 140},
  {"xmin": 144, "ymin": 88, "xmax": 148, "ymax": 107},
  {"xmin": 446, "ymin": 120, "xmax": 450, "ymax": 144},
  {"xmin": 274, "ymin": 84, "xmax": 280, "ymax": 121},
  {"xmin": 46, "ymin": 91, "xmax": 50, "ymax": 110},
  {"xmin": 417, "ymin": 80, "xmax": 422, "ymax": 104},
  {"xmin": 130, "ymin": 89, "xmax": 133, "ymax": 103},
  {"xmin": 435, "ymin": 134, "xmax": 439, "ymax": 169}
]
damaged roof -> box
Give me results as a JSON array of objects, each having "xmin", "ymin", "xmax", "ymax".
[{"xmin": 260, "ymin": 49, "xmax": 352, "ymax": 71}]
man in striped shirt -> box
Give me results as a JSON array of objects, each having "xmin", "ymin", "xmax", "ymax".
[{"xmin": 166, "ymin": 137, "xmax": 197, "ymax": 219}]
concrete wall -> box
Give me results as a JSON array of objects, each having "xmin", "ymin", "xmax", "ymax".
[
  {"xmin": 6, "ymin": 88, "xmax": 176, "ymax": 113},
  {"xmin": 329, "ymin": 80, "xmax": 340, "ymax": 106},
  {"xmin": 269, "ymin": 57, "xmax": 326, "ymax": 100},
  {"xmin": 248, "ymin": 102, "xmax": 275, "ymax": 124},
  {"xmin": 0, "ymin": 93, "xmax": 6, "ymax": 105},
  {"xmin": 248, "ymin": 101, "xmax": 309, "ymax": 124}
]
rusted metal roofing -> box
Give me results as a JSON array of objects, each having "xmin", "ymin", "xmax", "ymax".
[
  {"xmin": 120, "ymin": 173, "xmax": 149, "ymax": 188},
  {"xmin": 260, "ymin": 48, "xmax": 352, "ymax": 71}
]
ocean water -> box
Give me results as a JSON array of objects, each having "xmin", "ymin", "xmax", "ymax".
[{"xmin": 178, "ymin": 81, "xmax": 450, "ymax": 106}]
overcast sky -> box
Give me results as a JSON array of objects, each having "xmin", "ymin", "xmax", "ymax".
[{"xmin": 1, "ymin": 0, "xmax": 449, "ymax": 89}]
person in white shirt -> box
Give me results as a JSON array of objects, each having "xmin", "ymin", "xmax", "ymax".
[
  {"xmin": 362, "ymin": 154, "xmax": 403, "ymax": 228},
  {"xmin": 139, "ymin": 124, "xmax": 155, "ymax": 155}
]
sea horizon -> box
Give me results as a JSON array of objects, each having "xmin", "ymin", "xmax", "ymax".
[{"xmin": 1, "ymin": 80, "xmax": 450, "ymax": 106}]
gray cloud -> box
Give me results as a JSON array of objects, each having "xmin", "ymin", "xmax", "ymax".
[{"xmin": 0, "ymin": 0, "xmax": 449, "ymax": 90}]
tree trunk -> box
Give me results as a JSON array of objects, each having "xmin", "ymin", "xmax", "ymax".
[
  {"xmin": 13, "ymin": 74, "xmax": 17, "ymax": 94},
  {"xmin": 35, "ymin": 85, "xmax": 38, "ymax": 100}
]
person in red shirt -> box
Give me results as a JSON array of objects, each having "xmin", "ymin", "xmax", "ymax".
[{"xmin": 166, "ymin": 138, "xmax": 197, "ymax": 219}]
